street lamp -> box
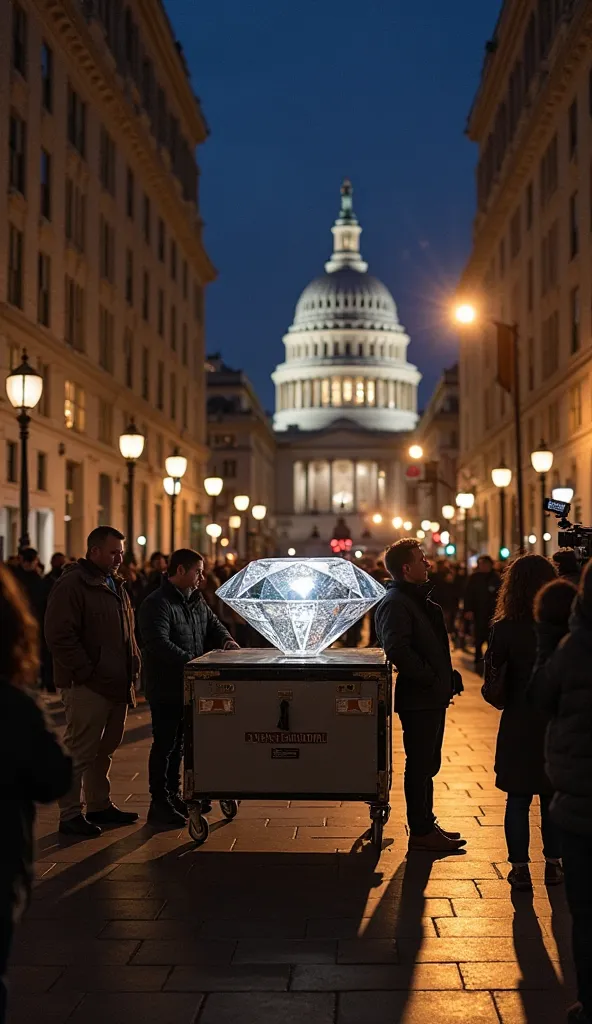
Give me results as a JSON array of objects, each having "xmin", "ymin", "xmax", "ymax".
[
  {"xmin": 552, "ymin": 486, "xmax": 574, "ymax": 503},
  {"xmin": 430, "ymin": 521, "xmax": 440, "ymax": 533},
  {"xmin": 252, "ymin": 504, "xmax": 267, "ymax": 557},
  {"xmin": 205, "ymin": 522, "xmax": 222, "ymax": 560},
  {"xmin": 403, "ymin": 520, "xmax": 412, "ymax": 532},
  {"xmin": 119, "ymin": 420, "xmax": 146, "ymax": 561},
  {"xmin": 204, "ymin": 475, "xmax": 223, "ymax": 530},
  {"xmin": 5, "ymin": 350, "xmax": 44, "ymax": 548},
  {"xmin": 392, "ymin": 516, "xmax": 403, "ymax": 530},
  {"xmin": 530, "ymin": 440, "xmax": 553, "ymax": 556},
  {"xmin": 455, "ymin": 303, "xmax": 525, "ymax": 554},
  {"xmin": 164, "ymin": 449, "xmax": 187, "ymax": 552},
  {"xmin": 233, "ymin": 495, "xmax": 250, "ymax": 558},
  {"xmin": 491, "ymin": 462, "xmax": 512, "ymax": 559},
  {"xmin": 372, "ymin": 513, "xmax": 383, "ymax": 525},
  {"xmin": 421, "ymin": 519, "xmax": 432, "ymax": 531},
  {"xmin": 442, "ymin": 504, "xmax": 455, "ymax": 521},
  {"xmin": 456, "ymin": 491, "xmax": 475, "ymax": 571},
  {"xmin": 408, "ymin": 444, "xmax": 423, "ymax": 460}
]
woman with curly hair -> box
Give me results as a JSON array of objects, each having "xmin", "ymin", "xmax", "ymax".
[
  {"xmin": 0, "ymin": 566, "xmax": 72, "ymax": 1023},
  {"xmin": 486, "ymin": 553, "xmax": 559, "ymax": 891}
]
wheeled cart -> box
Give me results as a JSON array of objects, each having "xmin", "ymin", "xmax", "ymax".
[{"xmin": 183, "ymin": 648, "xmax": 393, "ymax": 848}]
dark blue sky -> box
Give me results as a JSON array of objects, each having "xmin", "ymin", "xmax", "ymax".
[{"xmin": 165, "ymin": 0, "xmax": 500, "ymax": 413}]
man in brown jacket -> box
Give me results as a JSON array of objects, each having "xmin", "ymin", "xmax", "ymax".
[{"xmin": 45, "ymin": 526, "xmax": 141, "ymax": 836}]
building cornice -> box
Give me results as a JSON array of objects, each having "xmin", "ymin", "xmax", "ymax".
[
  {"xmin": 37, "ymin": 0, "xmax": 216, "ymax": 285},
  {"xmin": 467, "ymin": 1, "xmax": 528, "ymax": 139}
]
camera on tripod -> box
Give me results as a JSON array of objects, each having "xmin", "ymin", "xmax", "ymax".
[{"xmin": 543, "ymin": 498, "xmax": 592, "ymax": 564}]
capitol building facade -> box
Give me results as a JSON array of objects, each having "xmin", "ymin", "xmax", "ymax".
[{"xmin": 273, "ymin": 182, "xmax": 421, "ymax": 556}]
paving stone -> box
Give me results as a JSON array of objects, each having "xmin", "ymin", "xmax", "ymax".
[
  {"xmin": 165, "ymin": 964, "xmax": 290, "ymax": 991},
  {"xmin": 5, "ymin": 992, "xmax": 84, "ymax": 1024},
  {"xmin": 132, "ymin": 939, "xmax": 236, "ymax": 965},
  {"xmin": 436, "ymin": 916, "xmax": 552, "ymax": 937},
  {"xmin": 5, "ymin": 965, "xmax": 65, "ymax": 993},
  {"xmin": 336, "ymin": 939, "xmax": 398, "ymax": 964},
  {"xmin": 493, "ymin": 991, "xmax": 575, "ymax": 1022},
  {"xmin": 27, "ymin": 898, "xmax": 165, "ymax": 920},
  {"xmin": 460, "ymin": 961, "xmax": 571, "ymax": 989},
  {"xmin": 99, "ymin": 919, "xmax": 203, "ymax": 940},
  {"xmin": 199, "ymin": 917, "xmax": 307, "ymax": 940},
  {"xmin": 52, "ymin": 965, "xmax": 170, "ymax": 991},
  {"xmin": 426, "ymin": 860, "xmax": 500, "ymax": 879},
  {"xmin": 336, "ymin": 989, "xmax": 501, "ymax": 1022},
  {"xmin": 291, "ymin": 963, "xmax": 463, "ymax": 990},
  {"xmin": 67, "ymin": 992, "xmax": 204, "ymax": 1024},
  {"xmin": 9, "ymin": 938, "xmax": 140, "ymax": 965},
  {"xmin": 199, "ymin": 992, "xmax": 336, "ymax": 1024},
  {"xmin": 233, "ymin": 940, "xmax": 337, "ymax": 964},
  {"xmin": 451, "ymin": 898, "xmax": 563, "ymax": 919}
]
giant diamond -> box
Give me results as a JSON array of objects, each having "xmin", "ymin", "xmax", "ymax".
[{"xmin": 216, "ymin": 557, "xmax": 386, "ymax": 656}]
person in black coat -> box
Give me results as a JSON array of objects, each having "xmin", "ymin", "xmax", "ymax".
[
  {"xmin": 485, "ymin": 554, "xmax": 558, "ymax": 892},
  {"xmin": 552, "ymin": 547, "xmax": 581, "ymax": 587},
  {"xmin": 0, "ymin": 566, "xmax": 72, "ymax": 1024},
  {"xmin": 463, "ymin": 555, "xmax": 501, "ymax": 672},
  {"xmin": 530, "ymin": 561, "xmax": 592, "ymax": 1024},
  {"xmin": 138, "ymin": 549, "xmax": 238, "ymax": 826},
  {"xmin": 375, "ymin": 539, "xmax": 465, "ymax": 853}
]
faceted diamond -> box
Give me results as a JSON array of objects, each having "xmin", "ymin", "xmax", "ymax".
[{"xmin": 216, "ymin": 557, "xmax": 386, "ymax": 656}]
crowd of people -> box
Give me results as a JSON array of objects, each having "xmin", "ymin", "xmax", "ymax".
[{"xmin": 0, "ymin": 529, "xmax": 591, "ymax": 1024}]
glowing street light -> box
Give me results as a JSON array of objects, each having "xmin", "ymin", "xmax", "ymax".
[
  {"xmin": 408, "ymin": 444, "xmax": 424, "ymax": 461},
  {"xmin": 6, "ymin": 350, "xmax": 44, "ymax": 548},
  {"xmin": 372, "ymin": 513, "xmax": 383, "ymax": 525},
  {"xmin": 454, "ymin": 302, "xmax": 477, "ymax": 325},
  {"xmin": 119, "ymin": 419, "xmax": 146, "ymax": 560},
  {"xmin": 456, "ymin": 492, "xmax": 475, "ymax": 570},
  {"xmin": 392, "ymin": 516, "xmax": 403, "ymax": 529},
  {"xmin": 442, "ymin": 504, "xmax": 455, "ymax": 521},
  {"xmin": 492, "ymin": 462, "xmax": 512, "ymax": 559},
  {"xmin": 531, "ymin": 440, "xmax": 553, "ymax": 555},
  {"xmin": 403, "ymin": 520, "xmax": 413, "ymax": 532},
  {"xmin": 416, "ymin": 529, "xmax": 426, "ymax": 540},
  {"xmin": 421, "ymin": 519, "xmax": 432, "ymax": 531}
]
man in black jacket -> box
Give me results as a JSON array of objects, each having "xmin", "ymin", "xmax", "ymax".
[
  {"xmin": 138, "ymin": 548, "xmax": 238, "ymax": 826},
  {"xmin": 375, "ymin": 539, "xmax": 465, "ymax": 852},
  {"xmin": 463, "ymin": 555, "xmax": 501, "ymax": 673}
]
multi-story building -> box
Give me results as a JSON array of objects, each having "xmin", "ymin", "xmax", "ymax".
[
  {"xmin": 411, "ymin": 364, "xmax": 459, "ymax": 541},
  {"xmin": 458, "ymin": 0, "xmax": 592, "ymax": 555},
  {"xmin": 0, "ymin": 0, "xmax": 214, "ymax": 564},
  {"xmin": 205, "ymin": 354, "xmax": 276, "ymax": 556}
]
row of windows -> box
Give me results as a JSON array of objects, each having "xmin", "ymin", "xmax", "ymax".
[
  {"xmin": 300, "ymin": 294, "xmax": 390, "ymax": 312},
  {"xmin": 6, "ymin": 441, "xmax": 47, "ymax": 491},
  {"xmin": 61, "ymin": 374, "xmax": 189, "ymax": 438},
  {"xmin": 293, "ymin": 459, "xmax": 387, "ymax": 515},
  {"xmin": 11, "ymin": 2, "xmax": 197, "ymax": 202},
  {"xmin": 277, "ymin": 377, "xmax": 416, "ymax": 412},
  {"xmin": 288, "ymin": 340, "xmax": 404, "ymax": 360}
]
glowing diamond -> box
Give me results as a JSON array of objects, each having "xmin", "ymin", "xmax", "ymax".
[{"xmin": 216, "ymin": 557, "xmax": 386, "ymax": 655}]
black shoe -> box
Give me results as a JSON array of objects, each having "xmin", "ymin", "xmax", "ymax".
[
  {"xmin": 59, "ymin": 814, "xmax": 102, "ymax": 837},
  {"xmin": 507, "ymin": 865, "xmax": 533, "ymax": 891},
  {"xmin": 86, "ymin": 804, "xmax": 139, "ymax": 826},
  {"xmin": 545, "ymin": 860, "xmax": 564, "ymax": 886},
  {"xmin": 169, "ymin": 793, "xmax": 188, "ymax": 817},
  {"xmin": 147, "ymin": 799, "xmax": 187, "ymax": 828}
]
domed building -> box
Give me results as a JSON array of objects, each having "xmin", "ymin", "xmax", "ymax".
[{"xmin": 273, "ymin": 181, "xmax": 422, "ymax": 556}]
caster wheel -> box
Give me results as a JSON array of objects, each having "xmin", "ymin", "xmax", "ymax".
[
  {"xmin": 219, "ymin": 799, "xmax": 238, "ymax": 820},
  {"xmin": 188, "ymin": 814, "xmax": 209, "ymax": 845}
]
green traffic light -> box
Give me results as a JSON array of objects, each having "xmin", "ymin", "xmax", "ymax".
[
  {"xmin": 500, "ymin": 546, "xmax": 510, "ymax": 559},
  {"xmin": 445, "ymin": 544, "xmax": 456, "ymax": 556}
]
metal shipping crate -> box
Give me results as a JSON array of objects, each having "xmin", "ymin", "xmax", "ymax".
[{"xmin": 183, "ymin": 648, "xmax": 393, "ymax": 847}]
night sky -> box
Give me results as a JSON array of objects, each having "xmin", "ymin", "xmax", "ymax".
[{"xmin": 164, "ymin": 0, "xmax": 501, "ymax": 414}]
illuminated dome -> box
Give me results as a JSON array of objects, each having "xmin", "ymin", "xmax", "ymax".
[{"xmin": 272, "ymin": 180, "xmax": 421, "ymax": 433}]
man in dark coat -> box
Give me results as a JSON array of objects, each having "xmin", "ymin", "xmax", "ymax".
[
  {"xmin": 375, "ymin": 539, "xmax": 465, "ymax": 852},
  {"xmin": 139, "ymin": 548, "xmax": 238, "ymax": 826},
  {"xmin": 531, "ymin": 563, "xmax": 592, "ymax": 1024},
  {"xmin": 552, "ymin": 548, "xmax": 581, "ymax": 587},
  {"xmin": 463, "ymin": 555, "xmax": 501, "ymax": 672},
  {"xmin": 11, "ymin": 547, "xmax": 47, "ymax": 626}
]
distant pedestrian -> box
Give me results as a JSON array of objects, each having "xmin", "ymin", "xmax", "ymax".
[
  {"xmin": 464, "ymin": 554, "xmax": 501, "ymax": 673},
  {"xmin": 375, "ymin": 539, "xmax": 465, "ymax": 853},
  {"xmin": 10, "ymin": 548, "xmax": 47, "ymax": 628},
  {"xmin": 45, "ymin": 527, "xmax": 141, "ymax": 837},
  {"xmin": 145, "ymin": 551, "xmax": 168, "ymax": 595},
  {"xmin": 0, "ymin": 566, "xmax": 71, "ymax": 1024},
  {"xmin": 552, "ymin": 548, "xmax": 581, "ymax": 587},
  {"xmin": 485, "ymin": 554, "xmax": 559, "ymax": 891},
  {"xmin": 139, "ymin": 549, "xmax": 238, "ymax": 826},
  {"xmin": 44, "ymin": 552, "xmax": 66, "ymax": 590}
]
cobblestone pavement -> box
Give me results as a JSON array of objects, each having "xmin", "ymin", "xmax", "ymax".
[{"xmin": 8, "ymin": 652, "xmax": 575, "ymax": 1024}]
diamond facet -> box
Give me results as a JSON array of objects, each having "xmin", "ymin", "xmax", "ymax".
[{"xmin": 216, "ymin": 558, "xmax": 386, "ymax": 655}]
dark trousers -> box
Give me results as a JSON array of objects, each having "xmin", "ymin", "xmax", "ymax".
[
  {"xmin": 399, "ymin": 709, "xmax": 446, "ymax": 836},
  {"xmin": 148, "ymin": 703, "xmax": 184, "ymax": 801},
  {"xmin": 474, "ymin": 625, "xmax": 489, "ymax": 667},
  {"xmin": 561, "ymin": 828, "xmax": 592, "ymax": 1018},
  {"xmin": 503, "ymin": 793, "xmax": 562, "ymax": 863}
]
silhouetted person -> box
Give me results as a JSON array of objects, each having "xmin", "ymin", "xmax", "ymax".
[
  {"xmin": 552, "ymin": 548, "xmax": 581, "ymax": 587},
  {"xmin": 464, "ymin": 554, "xmax": 501, "ymax": 672}
]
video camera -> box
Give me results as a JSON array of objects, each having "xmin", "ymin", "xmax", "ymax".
[{"xmin": 543, "ymin": 498, "xmax": 592, "ymax": 564}]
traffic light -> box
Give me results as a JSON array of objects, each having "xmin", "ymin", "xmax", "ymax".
[
  {"xmin": 445, "ymin": 543, "xmax": 456, "ymax": 556},
  {"xmin": 500, "ymin": 546, "xmax": 510, "ymax": 560}
]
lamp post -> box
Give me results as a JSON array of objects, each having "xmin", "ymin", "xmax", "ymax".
[
  {"xmin": 5, "ymin": 350, "xmax": 44, "ymax": 549},
  {"xmin": 491, "ymin": 462, "xmax": 512, "ymax": 559},
  {"xmin": 229, "ymin": 514, "xmax": 241, "ymax": 554},
  {"xmin": 252, "ymin": 504, "xmax": 267, "ymax": 557},
  {"xmin": 164, "ymin": 450, "xmax": 187, "ymax": 553},
  {"xmin": 456, "ymin": 491, "xmax": 475, "ymax": 571},
  {"xmin": 119, "ymin": 420, "xmax": 145, "ymax": 561},
  {"xmin": 205, "ymin": 522, "xmax": 222, "ymax": 561},
  {"xmin": 233, "ymin": 494, "xmax": 250, "ymax": 559},
  {"xmin": 204, "ymin": 475, "xmax": 223, "ymax": 532},
  {"xmin": 455, "ymin": 305, "xmax": 525, "ymax": 554},
  {"xmin": 530, "ymin": 440, "xmax": 554, "ymax": 556}
]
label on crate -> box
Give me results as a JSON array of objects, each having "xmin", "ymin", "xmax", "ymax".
[
  {"xmin": 245, "ymin": 731, "xmax": 327, "ymax": 744},
  {"xmin": 336, "ymin": 682, "xmax": 361, "ymax": 694},
  {"xmin": 271, "ymin": 748, "xmax": 300, "ymax": 759},
  {"xmin": 211, "ymin": 682, "xmax": 235, "ymax": 694},
  {"xmin": 198, "ymin": 698, "xmax": 235, "ymax": 714},
  {"xmin": 336, "ymin": 698, "xmax": 374, "ymax": 715}
]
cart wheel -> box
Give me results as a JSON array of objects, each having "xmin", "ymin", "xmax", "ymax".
[
  {"xmin": 188, "ymin": 814, "xmax": 209, "ymax": 845},
  {"xmin": 219, "ymin": 799, "xmax": 238, "ymax": 820},
  {"xmin": 370, "ymin": 816, "xmax": 384, "ymax": 849}
]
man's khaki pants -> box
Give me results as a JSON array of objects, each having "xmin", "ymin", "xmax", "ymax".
[{"xmin": 59, "ymin": 685, "xmax": 128, "ymax": 822}]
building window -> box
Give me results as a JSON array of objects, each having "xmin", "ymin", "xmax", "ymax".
[
  {"xmin": 64, "ymin": 276, "xmax": 85, "ymax": 351},
  {"xmin": 182, "ymin": 323, "xmax": 188, "ymax": 366},
  {"xmin": 182, "ymin": 385, "xmax": 188, "ymax": 428},
  {"xmin": 123, "ymin": 328, "xmax": 133, "ymax": 388},
  {"xmin": 498, "ymin": 238, "xmax": 506, "ymax": 276},
  {"xmin": 7, "ymin": 226, "xmax": 24, "ymax": 308},
  {"xmin": 98, "ymin": 473, "xmax": 112, "ymax": 525},
  {"xmin": 99, "ymin": 217, "xmax": 115, "ymax": 282},
  {"xmin": 141, "ymin": 346, "xmax": 149, "ymax": 399},
  {"xmin": 125, "ymin": 250, "xmax": 134, "ymax": 305},
  {"xmin": 569, "ymin": 98, "xmax": 578, "ymax": 160},
  {"xmin": 143, "ymin": 194, "xmax": 151, "ymax": 244},
  {"xmin": 540, "ymin": 133, "xmax": 558, "ymax": 207},
  {"xmin": 37, "ymin": 252, "xmax": 51, "ymax": 326},
  {"xmin": 9, "ymin": 113, "xmax": 26, "ymax": 195},
  {"xmin": 569, "ymin": 192, "xmax": 579, "ymax": 258},
  {"xmin": 170, "ymin": 305, "xmax": 177, "ymax": 350},
  {"xmin": 527, "ymin": 336, "xmax": 534, "ymax": 391},
  {"xmin": 99, "ymin": 306, "xmax": 114, "ymax": 372},
  {"xmin": 222, "ymin": 459, "xmax": 236, "ymax": 478},
  {"xmin": 126, "ymin": 167, "xmax": 134, "ymax": 219},
  {"xmin": 41, "ymin": 42, "xmax": 53, "ymax": 111},
  {"xmin": 156, "ymin": 360, "xmax": 164, "ymax": 410},
  {"xmin": 157, "ymin": 289, "xmax": 165, "ymax": 336},
  {"xmin": 65, "ymin": 178, "xmax": 86, "ymax": 251},
  {"xmin": 142, "ymin": 271, "xmax": 149, "ymax": 321},
  {"xmin": 156, "ymin": 433, "xmax": 164, "ymax": 468},
  {"xmin": 541, "ymin": 310, "xmax": 559, "ymax": 379},
  {"xmin": 510, "ymin": 207, "xmax": 521, "ymax": 259},
  {"xmin": 38, "ymin": 149, "xmax": 52, "ymax": 224},
  {"xmin": 6, "ymin": 441, "xmax": 18, "ymax": 483},
  {"xmin": 64, "ymin": 381, "xmax": 85, "ymax": 432},
  {"xmin": 366, "ymin": 380, "xmax": 376, "ymax": 406},
  {"xmin": 170, "ymin": 241, "xmax": 177, "ymax": 280},
  {"xmin": 570, "ymin": 286, "xmax": 580, "ymax": 353},
  {"xmin": 36, "ymin": 452, "xmax": 47, "ymax": 491},
  {"xmin": 568, "ymin": 383, "xmax": 583, "ymax": 433},
  {"xmin": 37, "ymin": 360, "xmax": 50, "ymax": 417},
  {"xmin": 67, "ymin": 85, "xmax": 86, "ymax": 157},
  {"xmin": 98, "ymin": 398, "xmax": 113, "ymax": 445},
  {"xmin": 141, "ymin": 56, "xmax": 154, "ymax": 116},
  {"xmin": 158, "ymin": 218, "xmax": 165, "ymax": 261},
  {"xmin": 155, "ymin": 503, "xmax": 162, "ymax": 549},
  {"xmin": 548, "ymin": 400, "xmax": 560, "ymax": 445},
  {"xmin": 182, "ymin": 260, "xmax": 188, "ymax": 299},
  {"xmin": 99, "ymin": 126, "xmax": 116, "ymax": 195},
  {"xmin": 170, "ymin": 373, "xmax": 176, "ymax": 420},
  {"xmin": 541, "ymin": 221, "xmax": 558, "ymax": 294},
  {"xmin": 12, "ymin": 2, "xmax": 27, "ymax": 77},
  {"xmin": 527, "ymin": 258, "xmax": 533, "ymax": 311},
  {"xmin": 193, "ymin": 283, "xmax": 203, "ymax": 323},
  {"xmin": 525, "ymin": 181, "xmax": 533, "ymax": 230}
]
